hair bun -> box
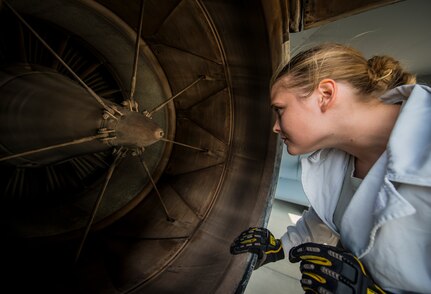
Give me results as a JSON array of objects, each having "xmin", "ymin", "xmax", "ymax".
[{"xmin": 367, "ymin": 56, "xmax": 416, "ymax": 92}]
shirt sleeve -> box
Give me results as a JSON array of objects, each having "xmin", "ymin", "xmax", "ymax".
[{"xmin": 280, "ymin": 207, "xmax": 339, "ymax": 257}]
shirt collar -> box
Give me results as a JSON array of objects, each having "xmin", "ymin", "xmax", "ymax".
[{"xmin": 385, "ymin": 84, "xmax": 431, "ymax": 186}]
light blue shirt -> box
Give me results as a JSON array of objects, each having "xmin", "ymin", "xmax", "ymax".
[{"xmin": 281, "ymin": 84, "xmax": 431, "ymax": 293}]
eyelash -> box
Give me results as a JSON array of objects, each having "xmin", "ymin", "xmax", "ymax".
[{"xmin": 273, "ymin": 107, "xmax": 282, "ymax": 115}]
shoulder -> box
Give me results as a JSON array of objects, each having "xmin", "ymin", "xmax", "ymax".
[{"xmin": 387, "ymin": 84, "xmax": 431, "ymax": 186}]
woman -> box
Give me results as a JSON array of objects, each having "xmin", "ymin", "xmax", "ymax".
[{"xmin": 231, "ymin": 43, "xmax": 431, "ymax": 293}]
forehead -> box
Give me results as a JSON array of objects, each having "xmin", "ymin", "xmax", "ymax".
[{"xmin": 270, "ymin": 79, "xmax": 293, "ymax": 102}]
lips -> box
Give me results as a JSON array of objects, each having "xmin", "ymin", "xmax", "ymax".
[{"xmin": 279, "ymin": 132, "xmax": 289, "ymax": 144}]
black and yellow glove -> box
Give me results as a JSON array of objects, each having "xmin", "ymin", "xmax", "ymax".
[
  {"xmin": 230, "ymin": 227, "xmax": 285, "ymax": 269},
  {"xmin": 289, "ymin": 242, "xmax": 387, "ymax": 294}
]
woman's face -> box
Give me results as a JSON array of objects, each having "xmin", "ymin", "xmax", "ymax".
[{"xmin": 271, "ymin": 81, "xmax": 327, "ymax": 155}]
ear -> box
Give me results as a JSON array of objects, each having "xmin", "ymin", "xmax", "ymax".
[{"xmin": 317, "ymin": 79, "xmax": 336, "ymax": 113}]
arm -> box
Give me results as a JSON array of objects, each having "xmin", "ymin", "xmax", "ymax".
[{"xmin": 280, "ymin": 207, "xmax": 339, "ymax": 257}]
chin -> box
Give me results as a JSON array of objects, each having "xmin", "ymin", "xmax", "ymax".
[
  {"xmin": 286, "ymin": 145, "xmax": 299, "ymax": 155},
  {"xmin": 287, "ymin": 150, "xmax": 301, "ymax": 156},
  {"xmin": 286, "ymin": 145, "xmax": 309, "ymax": 156}
]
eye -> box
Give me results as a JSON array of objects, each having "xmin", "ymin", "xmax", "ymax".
[{"xmin": 272, "ymin": 106, "xmax": 283, "ymax": 116}]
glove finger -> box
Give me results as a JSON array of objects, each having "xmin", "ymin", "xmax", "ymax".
[
  {"xmin": 237, "ymin": 233, "xmax": 258, "ymax": 243},
  {"xmin": 300, "ymin": 261, "xmax": 340, "ymax": 283},
  {"xmin": 230, "ymin": 242, "xmax": 250, "ymax": 254},
  {"xmin": 234, "ymin": 227, "xmax": 263, "ymax": 242},
  {"xmin": 230, "ymin": 238, "xmax": 262, "ymax": 255},
  {"xmin": 230, "ymin": 237, "xmax": 250, "ymax": 255},
  {"xmin": 289, "ymin": 243, "xmax": 309, "ymax": 263},
  {"xmin": 231, "ymin": 243, "xmax": 264, "ymax": 258},
  {"xmin": 231, "ymin": 240, "xmax": 261, "ymax": 254},
  {"xmin": 231, "ymin": 240, "xmax": 253, "ymax": 254},
  {"xmin": 289, "ymin": 242, "xmax": 335, "ymax": 264},
  {"xmin": 237, "ymin": 230, "xmax": 268, "ymax": 247},
  {"xmin": 301, "ymin": 262, "xmax": 350, "ymax": 294},
  {"xmin": 232, "ymin": 228, "xmax": 252, "ymax": 243},
  {"xmin": 300, "ymin": 271, "xmax": 330, "ymax": 294},
  {"xmin": 300, "ymin": 261, "xmax": 318, "ymax": 273}
]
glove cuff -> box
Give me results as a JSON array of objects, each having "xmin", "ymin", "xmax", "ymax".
[
  {"xmin": 266, "ymin": 239, "xmax": 285, "ymax": 262},
  {"xmin": 256, "ymin": 239, "xmax": 285, "ymax": 269}
]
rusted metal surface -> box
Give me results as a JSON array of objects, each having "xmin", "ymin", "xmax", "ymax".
[
  {"xmin": 0, "ymin": 0, "xmax": 278, "ymax": 293},
  {"xmin": 302, "ymin": 0, "xmax": 403, "ymax": 29},
  {"xmin": 261, "ymin": 0, "xmax": 290, "ymax": 71}
]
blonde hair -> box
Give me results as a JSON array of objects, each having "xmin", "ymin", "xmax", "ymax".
[{"xmin": 273, "ymin": 43, "xmax": 416, "ymax": 98}]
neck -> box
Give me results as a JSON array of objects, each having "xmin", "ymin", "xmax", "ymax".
[{"xmin": 335, "ymin": 101, "xmax": 401, "ymax": 178}]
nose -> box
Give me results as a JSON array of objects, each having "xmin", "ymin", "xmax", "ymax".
[{"xmin": 272, "ymin": 119, "xmax": 280, "ymax": 134}]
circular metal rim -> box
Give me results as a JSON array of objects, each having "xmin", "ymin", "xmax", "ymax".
[{"xmin": 1, "ymin": 0, "xmax": 176, "ymax": 238}]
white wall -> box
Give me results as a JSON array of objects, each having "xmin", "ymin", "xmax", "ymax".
[{"xmin": 275, "ymin": 148, "xmax": 309, "ymax": 206}]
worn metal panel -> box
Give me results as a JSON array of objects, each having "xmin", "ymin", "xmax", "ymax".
[{"xmin": 303, "ymin": 0, "xmax": 403, "ymax": 29}]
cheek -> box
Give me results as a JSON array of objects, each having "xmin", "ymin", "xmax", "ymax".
[
  {"xmin": 280, "ymin": 113, "xmax": 317, "ymax": 141},
  {"xmin": 278, "ymin": 111, "xmax": 300, "ymax": 132},
  {"xmin": 277, "ymin": 115, "xmax": 289, "ymax": 133}
]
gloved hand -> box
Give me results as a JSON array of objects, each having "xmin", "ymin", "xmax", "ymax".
[
  {"xmin": 289, "ymin": 242, "xmax": 387, "ymax": 294},
  {"xmin": 230, "ymin": 227, "xmax": 285, "ymax": 269}
]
